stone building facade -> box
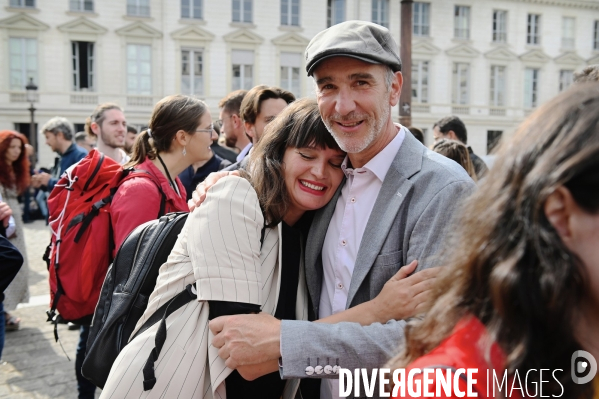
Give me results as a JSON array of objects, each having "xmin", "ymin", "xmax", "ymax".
[{"xmin": 0, "ymin": 0, "xmax": 598, "ymax": 166}]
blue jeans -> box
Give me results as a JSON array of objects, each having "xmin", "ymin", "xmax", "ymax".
[
  {"xmin": 75, "ymin": 325, "xmax": 96, "ymax": 399},
  {"xmin": 0, "ymin": 303, "xmax": 5, "ymax": 360}
]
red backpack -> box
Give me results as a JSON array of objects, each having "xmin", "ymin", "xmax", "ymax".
[{"xmin": 44, "ymin": 149, "xmax": 165, "ymax": 325}]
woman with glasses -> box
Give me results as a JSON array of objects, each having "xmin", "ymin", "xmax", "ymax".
[{"xmin": 110, "ymin": 94, "xmax": 216, "ymax": 253}]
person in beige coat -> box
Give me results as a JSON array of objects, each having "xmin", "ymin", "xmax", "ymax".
[{"xmin": 99, "ymin": 99, "xmax": 425, "ymax": 399}]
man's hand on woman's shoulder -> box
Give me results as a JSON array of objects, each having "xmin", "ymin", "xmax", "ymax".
[{"xmin": 188, "ymin": 170, "xmax": 241, "ymax": 211}]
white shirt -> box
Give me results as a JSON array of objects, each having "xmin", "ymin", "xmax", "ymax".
[
  {"xmin": 118, "ymin": 148, "xmax": 131, "ymax": 165},
  {"xmin": 236, "ymin": 142, "xmax": 252, "ymax": 162},
  {"xmin": 319, "ymin": 125, "xmax": 405, "ymax": 399}
]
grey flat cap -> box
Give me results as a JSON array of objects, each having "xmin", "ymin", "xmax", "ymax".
[{"xmin": 305, "ymin": 20, "xmax": 402, "ymax": 76}]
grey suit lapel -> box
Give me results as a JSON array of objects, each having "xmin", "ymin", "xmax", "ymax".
[
  {"xmin": 346, "ymin": 133, "xmax": 424, "ymax": 307},
  {"xmin": 305, "ymin": 179, "xmax": 345, "ymax": 314}
]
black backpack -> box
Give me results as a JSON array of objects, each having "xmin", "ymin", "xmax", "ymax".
[
  {"xmin": 82, "ymin": 212, "xmax": 189, "ymax": 388},
  {"xmin": 82, "ymin": 210, "xmax": 267, "ymax": 390}
]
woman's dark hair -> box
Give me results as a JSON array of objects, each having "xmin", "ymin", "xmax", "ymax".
[
  {"xmin": 125, "ymin": 95, "xmax": 208, "ymax": 168},
  {"xmin": 0, "ymin": 130, "xmax": 31, "ymax": 194},
  {"xmin": 387, "ymin": 83, "xmax": 599, "ymax": 398},
  {"xmin": 432, "ymin": 139, "xmax": 477, "ymax": 181},
  {"xmin": 245, "ymin": 98, "xmax": 342, "ymax": 227}
]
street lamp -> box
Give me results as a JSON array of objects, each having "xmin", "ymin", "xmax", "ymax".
[{"xmin": 26, "ymin": 77, "xmax": 38, "ymax": 166}]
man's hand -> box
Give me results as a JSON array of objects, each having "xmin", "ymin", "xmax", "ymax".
[
  {"xmin": 31, "ymin": 172, "xmax": 51, "ymax": 188},
  {"xmin": 209, "ymin": 313, "xmax": 281, "ymax": 371},
  {"xmin": 0, "ymin": 201, "xmax": 12, "ymax": 228},
  {"xmin": 371, "ymin": 261, "xmax": 442, "ymax": 322},
  {"xmin": 188, "ymin": 170, "xmax": 240, "ymax": 211}
]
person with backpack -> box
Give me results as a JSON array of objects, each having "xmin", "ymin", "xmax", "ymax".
[
  {"xmin": 50, "ymin": 94, "xmax": 215, "ymax": 399},
  {"xmin": 110, "ymin": 94, "xmax": 216, "ymax": 254},
  {"xmin": 96, "ymin": 99, "xmax": 433, "ymax": 399}
]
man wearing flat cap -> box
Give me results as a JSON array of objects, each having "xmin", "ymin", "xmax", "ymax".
[{"xmin": 209, "ymin": 21, "xmax": 475, "ymax": 398}]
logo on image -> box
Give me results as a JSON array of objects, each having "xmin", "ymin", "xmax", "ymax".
[{"xmin": 571, "ymin": 350, "xmax": 597, "ymax": 385}]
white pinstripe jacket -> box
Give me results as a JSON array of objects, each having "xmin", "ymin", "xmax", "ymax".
[{"xmin": 100, "ymin": 176, "xmax": 307, "ymax": 399}]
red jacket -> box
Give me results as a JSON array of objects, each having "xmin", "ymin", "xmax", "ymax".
[
  {"xmin": 111, "ymin": 157, "xmax": 188, "ymax": 256},
  {"xmin": 394, "ymin": 315, "xmax": 509, "ymax": 399}
]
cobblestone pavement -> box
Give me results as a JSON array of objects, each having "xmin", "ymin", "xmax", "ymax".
[{"xmin": 1, "ymin": 220, "xmax": 101, "ymax": 399}]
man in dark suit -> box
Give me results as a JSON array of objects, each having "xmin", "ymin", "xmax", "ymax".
[{"xmin": 203, "ymin": 21, "xmax": 475, "ymax": 398}]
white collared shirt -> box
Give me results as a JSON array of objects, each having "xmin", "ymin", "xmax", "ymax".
[
  {"xmin": 118, "ymin": 148, "xmax": 131, "ymax": 165},
  {"xmin": 236, "ymin": 142, "xmax": 252, "ymax": 162},
  {"xmin": 319, "ymin": 125, "xmax": 405, "ymax": 399}
]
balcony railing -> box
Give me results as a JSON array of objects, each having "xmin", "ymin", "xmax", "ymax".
[
  {"xmin": 489, "ymin": 107, "xmax": 506, "ymax": 116},
  {"xmin": 411, "ymin": 104, "xmax": 430, "ymax": 113},
  {"xmin": 451, "ymin": 106, "xmax": 470, "ymax": 115},
  {"xmin": 127, "ymin": 96, "xmax": 154, "ymax": 106},
  {"xmin": 10, "ymin": 92, "xmax": 39, "ymax": 102},
  {"xmin": 71, "ymin": 94, "xmax": 98, "ymax": 104}
]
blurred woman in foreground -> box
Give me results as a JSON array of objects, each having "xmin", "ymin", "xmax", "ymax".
[{"xmin": 389, "ymin": 83, "xmax": 599, "ymax": 398}]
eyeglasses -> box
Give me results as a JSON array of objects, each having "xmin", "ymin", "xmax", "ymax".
[
  {"xmin": 196, "ymin": 124, "xmax": 214, "ymax": 134},
  {"xmin": 215, "ymin": 114, "xmax": 236, "ymax": 128}
]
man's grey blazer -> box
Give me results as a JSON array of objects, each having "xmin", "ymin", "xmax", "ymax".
[{"xmin": 280, "ymin": 132, "xmax": 476, "ymax": 393}]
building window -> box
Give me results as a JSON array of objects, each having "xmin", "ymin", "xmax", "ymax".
[
  {"xmin": 70, "ymin": 0, "xmax": 94, "ymax": 12},
  {"xmin": 527, "ymin": 14, "xmax": 541, "ymax": 45},
  {"xmin": 232, "ymin": 0, "xmax": 252, "ymax": 23},
  {"xmin": 454, "ymin": 6, "xmax": 470, "ymax": 39},
  {"xmin": 69, "ymin": 0, "xmax": 93, "ymax": 12},
  {"xmin": 492, "ymin": 10, "xmax": 507, "ymax": 43},
  {"xmin": 72, "ymin": 42, "xmax": 94, "ymax": 92},
  {"xmin": 280, "ymin": 52, "xmax": 301, "ymax": 98},
  {"xmin": 281, "ymin": 0, "xmax": 300, "ymax": 26},
  {"xmin": 231, "ymin": 50, "xmax": 254, "ymax": 91},
  {"xmin": 594, "ymin": 20, "xmax": 599, "ymax": 50},
  {"xmin": 127, "ymin": 44, "xmax": 152, "ymax": 95},
  {"xmin": 559, "ymin": 70, "xmax": 574, "ymax": 92},
  {"xmin": 490, "ymin": 65, "xmax": 505, "ymax": 107},
  {"xmin": 181, "ymin": 0, "xmax": 202, "ymax": 19},
  {"xmin": 452, "ymin": 63, "xmax": 470, "ymax": 105},
  {"xmin": 411, "ymin": 60, "xmax": 429, "ymax": 104},
  {"xmin": 562, "ymin": 17, "xmax": 575, "ymax": 49},
  {"xmin": 327, "ymin": 0, "xmax": 345, "ymax": 27},
  {"xmin": 127, "ymin": 0, "xmax": 150, "ymax": 17},
  {"xmin": 372, "ymin": 0, "xmax": 389, "ymax": 28},
  {"xmin": 487, "ymin": 130, "xmax": 503, "ymax": 154},
  {"xmin": 524, "ymin": 68, "xmax": 539, "ymax": 108},
  {"xmin": 181, "ymin": 49, "xmax": 203, "ymax": 96},
  {"xmin": 413, "ymin": 2, "xmax": 430, "ymax": 36},
  {"xmin": 9, "ymin": 38, "xmax": 37, "ymax": 91},
  {"xmin": 9, "ymin": 0, "xmax": 35, "ymax": 7}
]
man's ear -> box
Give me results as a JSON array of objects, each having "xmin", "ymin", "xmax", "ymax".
[
  {"xmin": 245, "ymin": 121, "xmax": 256, "ymax": 142},
  {"xmin": 544, "ymin": 186, "xmax": 574, "ymax": 242},
  {"xmin": 232, "ymin": 114, "xmax": 241, "ymax": 129},
  {"xmin": 90, "ymin": 121, "xmax": 100, "ymax": 136},
  {"xmin": 446, "ymin": 130, "xmax": 459, "ymax": 141},
  {"xmin": 389, "ymin": 71, "xmax": 403, "ymax": 107}
]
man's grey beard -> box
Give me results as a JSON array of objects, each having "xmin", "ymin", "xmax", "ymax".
[{"xmin": 323, "ymin": 106, "xmax": 389, "ymax": 154}]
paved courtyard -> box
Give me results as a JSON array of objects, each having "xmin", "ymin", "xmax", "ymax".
[{"xmin": 1, "ymin": 220, "xmax": 101, "ymax": 399}]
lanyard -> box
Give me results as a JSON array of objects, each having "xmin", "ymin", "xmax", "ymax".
[{"xmin": 156, "ymin": 153, "xmax": 180, "ymax": 197}]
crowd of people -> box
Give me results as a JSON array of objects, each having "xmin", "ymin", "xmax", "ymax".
[{"xmin": 1, "ymin": 19, "xmax": 598, "ymax": 399}]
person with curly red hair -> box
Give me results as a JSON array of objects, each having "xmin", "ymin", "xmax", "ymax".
[{"xmin": 0, "ymin": 130, "xmax": 31, "ymax": 331}]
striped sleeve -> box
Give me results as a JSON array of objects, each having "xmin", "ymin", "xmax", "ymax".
[{"xmin": 187, "ymin": 175, "xmax": 264, "ymax": 306}]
